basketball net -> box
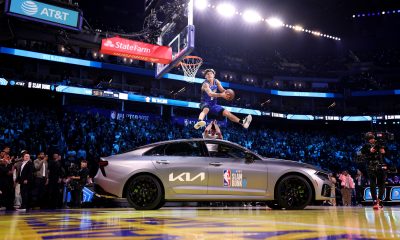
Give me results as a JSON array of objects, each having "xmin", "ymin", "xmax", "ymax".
[{"xmin": 180, "ymin": 56, "xmax": 203, "ymax": 83}]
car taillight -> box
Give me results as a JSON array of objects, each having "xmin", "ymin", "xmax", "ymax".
[{"xmin": 99, "ymin": 160, "xmax": 108, "ymax": 177}]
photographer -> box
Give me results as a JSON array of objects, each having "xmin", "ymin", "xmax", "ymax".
[
  {"xmin": 361, "ymin": 132, "xmax": 386, "ymax": 210},
  {"xmin": 67, "ymin": 160, "xmax": 89, "ymax": 208}
]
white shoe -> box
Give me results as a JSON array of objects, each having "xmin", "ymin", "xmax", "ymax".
[
  {"xmin": 242, "ymin": 115, "xmax": 252, "ymax": 129},
  {"xmin": 16, "ymin": 208, "xmax": 26, "ymax": 212},
  {"xmin": 194, "ymin": 120, "xmax": 206, "ymax": 129}
]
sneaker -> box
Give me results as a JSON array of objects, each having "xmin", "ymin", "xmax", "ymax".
[
  {"xmin": 16, "ymin": 208, "xmax": 26, "ymax": 212},
  {"xmin": 194, "ymin": 120, "xmax": 206, "ymax": 129},
  {"xmin": 373, "ymin": 200, "xmax": 381, "ymax": 210},
  {"xmin": 242, "ymin": 115, "xmax": 252, "ymax": 129}
]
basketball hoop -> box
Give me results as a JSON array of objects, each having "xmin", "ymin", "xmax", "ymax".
[{"xmin": 179, "ymin": 56, "xmax": 203, "ymax": 83}]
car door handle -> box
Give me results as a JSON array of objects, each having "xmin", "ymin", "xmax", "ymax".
[
  {"xmin": 156, "ymin": 160, "xmax": 170, "ymax": 164},
  {"xmin": 209, "ymin": 162, "xmax": 223, "ymax": 166}
]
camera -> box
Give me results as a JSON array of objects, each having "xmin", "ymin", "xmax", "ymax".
[{"xmin": 364, "ymin": 131, "xmax": 394, "ymax": 142}]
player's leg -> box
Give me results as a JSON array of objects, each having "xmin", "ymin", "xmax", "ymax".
[
  {"xmin": 194, "ymin": 105, "xmax": 209, "ymax": 129},
  {"xmin": 221, "ymin": 108, "xmax": 252, "ymax": 129}
]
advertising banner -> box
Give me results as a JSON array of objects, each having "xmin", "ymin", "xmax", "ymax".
[
  {"xmin": 5, "ymin": 0, "xmax": 82, "ymax": 30},
  {"xmin": 100, "ymin": 37, "xmax": 172, "ymax": 64}
]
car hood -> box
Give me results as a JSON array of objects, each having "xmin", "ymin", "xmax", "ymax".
[{"xmin": 262, "ymin": 158, "xmax": 322, "ymax": 171}]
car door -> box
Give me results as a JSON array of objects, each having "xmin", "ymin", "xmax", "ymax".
[
  {"xmin": 205, "ymin": 141, "xmax": 268, "ymax": 196},
  {"xmin": 147, "ymin": 141, "xmax": 209, "ymax": 195}
]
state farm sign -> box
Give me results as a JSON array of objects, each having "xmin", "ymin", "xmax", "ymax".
[{"xmin": 100, "ymin": 37, "xmax": 172, "ymax": 64}]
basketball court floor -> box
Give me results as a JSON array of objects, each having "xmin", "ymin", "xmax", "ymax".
[{"xmin": 0, "ymin": 206, "xmax": 399, "ymax": 239}]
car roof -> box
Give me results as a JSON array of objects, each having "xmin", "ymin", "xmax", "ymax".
[{"xmin": 135, "ymin": 138, "xmax": 241, "ymax": 150}]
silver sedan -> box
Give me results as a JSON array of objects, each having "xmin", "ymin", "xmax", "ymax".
[{"xmin": 94, "ymin": 139, "xmax": 332, "ymax": 210}]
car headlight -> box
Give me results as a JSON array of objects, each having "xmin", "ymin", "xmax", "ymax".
[{"xmin": 315, "ymin": 171, "xmax": 329, "ymax": 181}]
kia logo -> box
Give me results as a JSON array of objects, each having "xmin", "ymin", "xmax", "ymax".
[{"xmin": 21, "ymin": 1, "xmax": 38, "ymax": 16}]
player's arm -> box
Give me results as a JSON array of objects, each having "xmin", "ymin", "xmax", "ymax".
[
  {"xmin": 213, "ymin": 122, "xmax": 223, "ymax": 140},
  {"xmin": 216, "ymin": 79, "xmax": 226, "ymax": 93},
  {"xmin": 202, "ymin": 82, "xmax": 226, "ymax": 98}
]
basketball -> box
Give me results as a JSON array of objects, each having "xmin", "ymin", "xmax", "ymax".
[{"xmin": 225, "ymin": 89, "xmax": 235, "ymax": 101}]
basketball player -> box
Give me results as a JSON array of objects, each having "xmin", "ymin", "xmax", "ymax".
[{"xmin": 194, "ymin": 69, "xmax": 252, "ymax": 129}]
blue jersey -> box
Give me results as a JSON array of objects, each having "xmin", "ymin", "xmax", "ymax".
[{"xmin": 201, "ymin": 79, "xmax": 219, "ymax": 105}]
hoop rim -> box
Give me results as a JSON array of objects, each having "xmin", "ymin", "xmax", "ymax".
[{"xmin": 179, "ymin": 55, "xmax": 203, "ymax": 67}]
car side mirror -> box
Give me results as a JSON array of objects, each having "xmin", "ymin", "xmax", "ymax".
[{"xmin": 245, "ymin": 152, "xmax": 255, "ymax": 163}]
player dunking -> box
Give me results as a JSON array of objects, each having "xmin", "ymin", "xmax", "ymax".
[{"xmin": 194, "ymin": 69, "xmax": 252, "ymax": 129}]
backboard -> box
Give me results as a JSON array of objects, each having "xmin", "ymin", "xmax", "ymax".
[{"xmin": 155, "ymin": 0, "xmax": 195, "ymax": 79}]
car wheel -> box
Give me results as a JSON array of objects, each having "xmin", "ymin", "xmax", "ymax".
[
  {"xmin": 266, "ymin": 201, "xmax": 282, "ymax": 210},
  {"xmin": 276, "ymin": 175, "xmax": 312, "ymax": 210},
  {"xmin": 126, "ymin": 174, "xmax": 164, "ymax": 210}
]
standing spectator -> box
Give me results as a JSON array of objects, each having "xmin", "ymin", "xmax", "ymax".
[
  {"xmin": 12, "ymin": 150, "xmax": 25, "ymax": 209},
  {"xmin": 0, "ymin": 154, "xmax": 15, "ymax": 210},
  {"xmin": 17, "ymin": 152, "xmax": 34, "ymax": 211},
  {"xmin": 329, "ymin": 173, "xmax": 337, "ymax": 206},
  {"xmin": 339, "ymin": 170, "xmax": 355, "ymax": 206},
  {"xmin": 355, "ymin": 169, "xmax": 367, "ymax": 206},
  {"xmin": 48, "ymin": 153, "xmax": 64, "ymax": 209},
  {"xmin": 33, "ymin": 152, "xmax": 48, "ymax": 209},
  {"xmin": 68, "ymin": 160, "xmax": 89, "ymax": 208}
]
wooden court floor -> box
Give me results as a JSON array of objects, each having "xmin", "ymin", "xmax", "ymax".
[{"xmin": 0, "ymin": 206, "xmax": 399, "ymax": 239}]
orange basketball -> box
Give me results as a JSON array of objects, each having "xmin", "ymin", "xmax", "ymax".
[{"xmin": 225, "ymin": 89, "xmax": 235, "ymax": 101}]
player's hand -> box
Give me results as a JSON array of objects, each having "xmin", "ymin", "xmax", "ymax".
[
  {"xmin": 370, "ymin": 147, "xmax": 376, "ymax": 153},
  {"xmin": 220, "ymin": 91, "xmax": 227, "ymax": 99}
]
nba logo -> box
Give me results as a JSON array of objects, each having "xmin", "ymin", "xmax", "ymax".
[{"xmin": 223, "ymin": 169, "xmax": 231, "ymax": 187}]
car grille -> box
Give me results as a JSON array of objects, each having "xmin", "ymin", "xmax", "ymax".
[{"xmin": 321, "ymin": 184, "xmax": 331, "ymax": 197}]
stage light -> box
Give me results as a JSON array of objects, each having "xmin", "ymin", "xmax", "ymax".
[
  {"xmin": 195, "ymin": 0, "xmax": 208, "ymax": 10},
  {"xmin": 382, "ymin": 11, "xmax": 385, "ymax": 14},
  {"xmin": 267, "ymin": 17, "xmax": 284, "ymax": 28},
  {"xmin": 352, "ymin": 15, "xmax": 355, "ymax": 18},
  {"xmin": 243, "ymin": 10, "xmax": 261, "ymax": 23},
  {"xmin": 294, "ymin": 25, "xmax": 303, "ymax": 31},
  {"xmin": 217, "ymin": 3, "xmax": 236, "ymax": 17}
]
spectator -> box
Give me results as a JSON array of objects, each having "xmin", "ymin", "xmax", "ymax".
[
  {"xmin": 68, "ymin": 160, "xmax": 89, "ymax": 208},
  {"xmin": 0, "ymin": 153, "xmax": 15, "ymax": 210},
  {"xmin": 339, "ymin": 170, "xmax": 355, "ymax": 206},
  {"xmin": 33, "ymin": 152, "xmax": 48, "ymax": 209},
  {"xmin": 48, "ymin": 153, "xmax": 64, "ymax": 209},
  {"xmin": 16, "ymin": 152, "xmax": 34, "ymax": 211},
  {"xmin": 355, "ymin": 169, "xmax": 367, "ymax": 206}
]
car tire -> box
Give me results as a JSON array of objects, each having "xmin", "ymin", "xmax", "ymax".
[
  {"xmin": 266, "ymin": 201, "xmax": 282, "ymax": 210},
  {"xmin": 276, "ymin": 175, "xmax": 312, "ymax": 210},
  {"xmin": 126, "ymin": 174, "xmax": 164, "ymax": 210}
]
